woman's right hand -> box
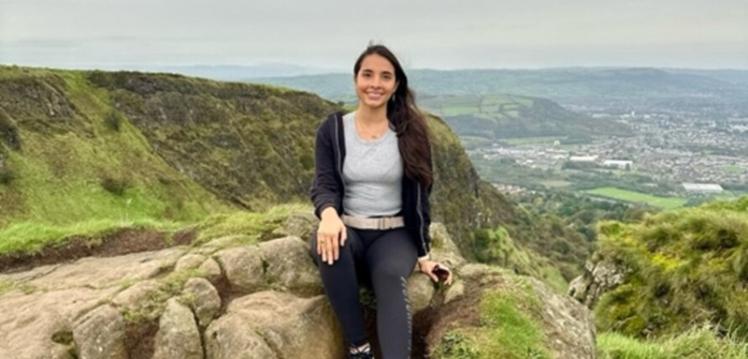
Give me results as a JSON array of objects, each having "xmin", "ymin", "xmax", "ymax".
[{"xmin": 317, "ymin": 207, "xmax": 347, "ymax": 265}]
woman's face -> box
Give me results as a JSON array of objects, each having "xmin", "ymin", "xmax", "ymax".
[{"xmin": 355, "ymin": 53, "xmax": 399, "ymax": 109}]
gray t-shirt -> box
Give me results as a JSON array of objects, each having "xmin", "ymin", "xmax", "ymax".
[{"xmin": 342, "ymin": 111, "xmax": 403, "ymax": 216}]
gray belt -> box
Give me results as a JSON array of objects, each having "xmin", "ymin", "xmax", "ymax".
[{"xmin": 341, "ymin": 214, "xmax": 405, "ymax": 230}]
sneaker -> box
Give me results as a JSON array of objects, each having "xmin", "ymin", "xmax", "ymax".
[{"xmin": 348, "ymin": 342, "xmax": 373, "ymax": 359}]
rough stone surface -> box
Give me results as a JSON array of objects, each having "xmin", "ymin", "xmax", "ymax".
[
  {"xmin": 271, "ymin": 211, "xmax": 318, "ymax": 240},
  {"xmin": 182, "ymin": 277, "xmax": 221, "ymax": 328},
  {"xmin": 204, "ymin": 290, "xmax": 343, "ymax": 359},
  {"xmin": 443, "ymin": 280, "xmax": 465, "ymax": 304},
  {"xmin": 257, "ymin": 235, "xmax": 322, "ymax": 296},
  {"xmin": 198, "ymin": 257, "xmax": 223, "ymax": 285},
  {"xmin": 112, "ymin": 279, "xmax": 160, "ymax": 311},
  {"xmin": 214, "ymin": 246, "xmax": 264, "ymax": 294},
  {"xmin": 568, "ymin": 258, "xmax": 626, "ymax": 307},
  {"xmin": 72, "ymin": 304, "xmax": 128, "ymax": 359},
  {"xmin": 153, "ymin": 298, "xmax": 203, "ymax": 359},
  {"xmin": 175, "ymin": 253, "xmax": 208, "ymax": 272},
  {"xmin": 0, "ymin": 221, "xmax": 599, "ymax": 359},
  {"xmin": 15, "ymin": 248, "xmax": 184, "ymax": 291},
  {"xmin": 407, "ymin": 274, "xmax": 436, "ymax": 313}
]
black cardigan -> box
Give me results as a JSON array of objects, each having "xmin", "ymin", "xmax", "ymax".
[{"xmin": 308, "ymin": 111, "xmax": 433, "ymax": 258}]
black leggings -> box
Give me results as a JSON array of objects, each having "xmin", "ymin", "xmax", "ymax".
[{"xmin": 309, "ymin": 226, "xmax": 418, "ymax": 358}]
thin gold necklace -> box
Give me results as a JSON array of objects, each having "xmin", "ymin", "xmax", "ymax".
[{"xmin": 356, "ymin": 117, "xmax": 389, "ymax": 140}]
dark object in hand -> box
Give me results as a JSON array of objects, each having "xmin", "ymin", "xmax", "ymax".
[{"xmin": 432, "ymin": 264, "xmax": 450, "ymax": 282}]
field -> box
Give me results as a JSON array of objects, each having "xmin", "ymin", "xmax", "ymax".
[{"xmin": 583, "ymin": 187, "xmax": 687, "ymax": 209}]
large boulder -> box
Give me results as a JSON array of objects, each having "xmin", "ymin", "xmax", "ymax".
[
  {"xmin": 204, "ymin": 290, "xmax": 343, "ymax": 359},
  {"xmin": 257, "ymin": 235, "xmax": 322, "ymax": 296},
  {"xmin": 425, "ymin": 263, "xmax": 597, "ymax": 359},
  {"xmin": 72, "ymin": 304, "xmax": 128, "ymax": 359},
  {"xmin": 181, "ymin": 277, "xmax": 221, "ymax": 329},
  {"xmin": 153, "ymin": 298, "xmax": 203, "ymax": 359},
  {"xmin": 213, "ymin": 246, "xmax": 264, "ymax": 293}
]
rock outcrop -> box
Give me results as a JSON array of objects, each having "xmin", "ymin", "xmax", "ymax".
[
  {"xmin": 568, "ymin": 256, "xmax": 627, "ymax": 307},
  {"xmin": 0, "ymin": 219, "xmax": 596, "ymax": 358}
]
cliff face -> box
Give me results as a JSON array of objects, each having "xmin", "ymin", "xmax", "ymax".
[{"xmin": 0, "ymin": 66, "xmax": 518, "ymax": 257}]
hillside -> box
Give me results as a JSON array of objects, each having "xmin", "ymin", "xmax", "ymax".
[
  {"xmin": 572, "ymin": 196, "xmax": 748, "ymax": 340},
  {"xmin": 419, "ymin": 93, "xmax": 631, "ymax": 139},
  {"xmin": 0, "ymin": 65, "xmax": 526, "ymax": 267}
]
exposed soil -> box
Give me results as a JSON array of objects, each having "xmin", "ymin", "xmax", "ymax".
[{"xmin": 0, "ymin": 227, "xmax": 197, "ymax": 273}]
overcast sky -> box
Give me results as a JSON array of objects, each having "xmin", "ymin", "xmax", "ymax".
[{"xmin": 1, "ymin": 0, "xmax": 746, "ymax": 71}]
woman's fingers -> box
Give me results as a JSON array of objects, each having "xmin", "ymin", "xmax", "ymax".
[
  {"xmin": 325, "ymin": 234, "xmax": 337, "ymax": 265},
  {"xmin": 325, "ymin": 234, "xmax": 333, "ymax": 265},
  {"xmin": 340, "ymin": 225, "xmax": 347, "ymax": 247},
  {"xmin": 331, "ymin": 234, "xmax": 340, "ymax": 263},
  {"xmin": 319, "ymin": 233, "xmax": 326, "ymax": 262},
  {"xmin": 332, "ymin": 230, "xmax": 342, "ymax": 261}
]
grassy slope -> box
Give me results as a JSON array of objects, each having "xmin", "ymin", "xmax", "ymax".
[
  {"xmin": 593, "ymin": 196, "xmax": 748, "ymax": 339},
  {"xmin": 597, "ymin": 325, "xmax": 748, "ymax": 359},
  {"xmin": 0, "ymin": 67, "xmax": 231, "ymax": 248},
  {"xmin": 433, "ymin": 274, "xmax": 552, "ymax": 359}
]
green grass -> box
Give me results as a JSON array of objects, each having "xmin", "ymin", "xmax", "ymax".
[
  {"xmin": 0, "ymin": 202, "xmax": 312, "ymax": 257},
  {"xmin": 584, "ymin": 187, "xmax": 687, "ymax": 209},
  {"xmin": 594, "ymin": 196, "xmax": 748, "ymax": 340},
  {"xmin": 473, "ymin": 226, "xmax": 569, "ymax": 294},
  {"xmin": 0, "ymin": 69, "xmax": 230, "ymax": 231},
  {"xmin": 433, "ymin": 280, "xmax": 551, "ymax": 359},
  {"xmin": 598, "ymin": 325, "xmax": 748, "ymax": 359},
  {"xmin": 0, "ymin": 218, "xmax": 184, "ymax": 256},
  {"xmin": 193, "ymin": 202, "xmax": 311, "ymax": 245}
]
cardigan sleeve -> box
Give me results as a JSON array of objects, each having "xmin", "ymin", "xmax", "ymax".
[{"xmin": 309, "ymin": 117, "xmax": 342, "ymax": 219}]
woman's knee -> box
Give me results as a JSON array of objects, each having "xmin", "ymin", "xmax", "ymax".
[{"xmin": 370, "ymin": 262, "xmax": 410, "ymax": 283}]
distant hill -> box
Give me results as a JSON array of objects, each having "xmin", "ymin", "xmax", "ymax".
[
  {"xmin": 254, "ymin": 67, "xmax": 748, "ymax": 116},
  {"xmin": 419, "ymin": 93, "xmax": 631, "ymax": 139}
]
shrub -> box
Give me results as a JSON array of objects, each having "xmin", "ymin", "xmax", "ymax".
[
  {"xmin": 104, "ymin": 111, "xmax": 122, "ymax": 131},
  {"xmin": 100, "ymin": 176, "xmax": 129, "ymax": 195},
  {"xmin": 0, "ymin": 166, "xmax": 15, "ymax": 185}
]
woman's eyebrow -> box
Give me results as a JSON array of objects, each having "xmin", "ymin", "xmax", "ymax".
[{"xmin": 361, "ymin": 68, "xmax": 394, "ymax": 75}]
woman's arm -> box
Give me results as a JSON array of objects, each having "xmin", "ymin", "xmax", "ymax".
[{"xmin": 309, "ymin": 118, "xmax": 341, "ymax": 219}]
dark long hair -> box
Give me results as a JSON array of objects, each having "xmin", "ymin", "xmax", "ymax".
[{"xmin": 353, "ymin": 44, "xmax": 433, "ymax": 189}]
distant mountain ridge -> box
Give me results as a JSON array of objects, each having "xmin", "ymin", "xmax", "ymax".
[{"xmin": 254, "ymin": 67, "xmax": 748, "ymax": 115}]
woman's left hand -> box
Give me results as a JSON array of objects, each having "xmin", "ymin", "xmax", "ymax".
[{"xmin": 418, "ymin": 260, "xmax": 453, "ymax": 285}]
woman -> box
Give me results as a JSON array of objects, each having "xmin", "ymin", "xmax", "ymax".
[{"xmin": 309, "ymin": 44, "xmax": 453, "ymax": 359}]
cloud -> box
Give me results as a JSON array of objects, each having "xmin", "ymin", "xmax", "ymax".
[{"xmin": 0, "ymin": 0, "xmax": 746, "ymax": 69}]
